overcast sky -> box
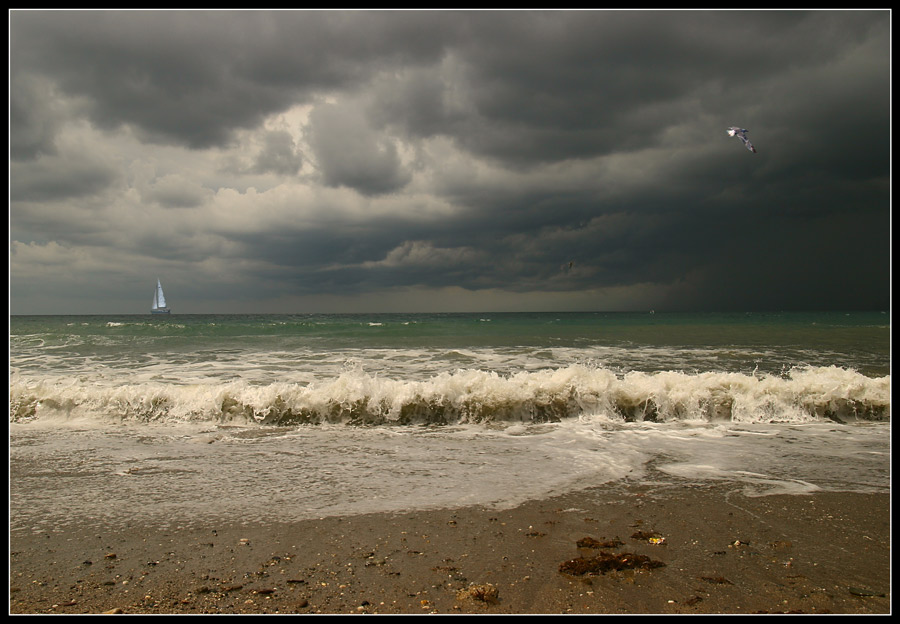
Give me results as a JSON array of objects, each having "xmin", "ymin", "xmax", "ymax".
[{"xmin": 9, "ymin": 9, "xmax": 891, "ymax": 314}]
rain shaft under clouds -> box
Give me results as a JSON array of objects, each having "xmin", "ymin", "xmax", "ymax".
[{"xmin": 9, "ymin": 10, "xmax": 890, "ymax": 314}]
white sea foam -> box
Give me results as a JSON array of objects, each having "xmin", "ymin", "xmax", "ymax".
[
  {"xmin": 10, "ymin": 364, "xmax": 890, "ymax": 427},
  {"xmin": 9, "ymin": 414, "xmax": 889, "ymax": 534}
]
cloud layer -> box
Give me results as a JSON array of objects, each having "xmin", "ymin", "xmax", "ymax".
[{"xmin": 10, "ymin": 10, "xmax": 890, "ymax": 314}]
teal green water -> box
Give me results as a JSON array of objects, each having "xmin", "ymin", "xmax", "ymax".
[{"xmin": 10, "ymin": 310, "xmax": 890, "ymax": 376}]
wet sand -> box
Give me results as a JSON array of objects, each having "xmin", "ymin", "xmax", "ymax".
[{"xmin": 9, "ymin": 480, "xmax": 890, "ymax": 614}]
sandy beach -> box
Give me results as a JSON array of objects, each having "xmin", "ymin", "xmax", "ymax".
[{"xmin": 10, "ymin": 478, "xmax": 890, "ymax": 615}]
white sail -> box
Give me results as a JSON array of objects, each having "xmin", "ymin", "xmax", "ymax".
[{"xmin": 151, "ymin": 279, "xmax": 170, "ymax": 313}]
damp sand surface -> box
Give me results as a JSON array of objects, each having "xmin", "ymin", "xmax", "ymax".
[{"xmin": 9, "ymin": 482, "xmax": 890, "ymax": 614}]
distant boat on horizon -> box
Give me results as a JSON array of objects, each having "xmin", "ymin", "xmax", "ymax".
[{"xmin": 151, "ymin": 279, "xmax": 170, "ymax": 314}]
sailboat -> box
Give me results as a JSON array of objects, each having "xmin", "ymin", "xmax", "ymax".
[{"xmin": 151, "ymin": 279, "xmax": 171, "ymax": 314}]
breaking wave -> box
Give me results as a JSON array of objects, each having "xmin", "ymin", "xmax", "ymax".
[{"xmin": 10, "ymin": 364, "xmax": 890, "ymax": 427}]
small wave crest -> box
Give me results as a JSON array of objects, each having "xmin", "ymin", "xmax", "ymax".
[{"xmin": 9, "ymin": 365, "xmax": 890, "ymax": 427}]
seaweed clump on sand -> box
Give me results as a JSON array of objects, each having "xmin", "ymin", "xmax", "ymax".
[
  {"xmin": 559, "ymin": 551, "xmax": 666, "ymax": 576},
  {"xmin": 576, "ymin": 536, "xmax": 625, "ymax": 549}
]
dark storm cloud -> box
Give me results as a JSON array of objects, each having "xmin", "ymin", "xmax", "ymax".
[
  {"xmin": 11, "ymin": 10, "xmax": 887, "ymax": 171},
  {"xmin": 307, "ymin": 101, "xmax": 411, "ymax": 195},
  {"xmin": 9, "ymin": 10, "xmax": 457, "ymax": 151},
  {"xmin": 8, "ymin": 10, "xmax": 891, "ymax": 313},
  {"xmin": 368, "ymin": 11, "xmax": 883, "ymax": 167}
]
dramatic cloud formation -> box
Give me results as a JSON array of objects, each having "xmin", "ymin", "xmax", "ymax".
[{"xmin": 9, "ymin": 9, "xmax": 890, "ymax": 314}]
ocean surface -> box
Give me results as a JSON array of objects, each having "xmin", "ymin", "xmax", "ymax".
[{"xmin": 9, "ymin": 311, "xmax": 891, "ymax": 534}]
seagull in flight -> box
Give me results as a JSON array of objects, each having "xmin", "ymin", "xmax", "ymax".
[{"xmin": 727, "ymin": 127, "xmax": 757, "ymax": 153}]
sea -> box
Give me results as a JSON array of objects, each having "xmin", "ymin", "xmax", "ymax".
[{"xmin": 9, "ymin": 311, "xmax": 891, "ymax": 535}]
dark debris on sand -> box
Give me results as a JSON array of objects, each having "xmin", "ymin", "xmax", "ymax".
[
  {"xmin": 559, "ymin": 551, "xmax": 666, "ymax": 576},
  {"xmin": 576, "ymin": 536, "xmax": 625, "ymax": 549}
]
